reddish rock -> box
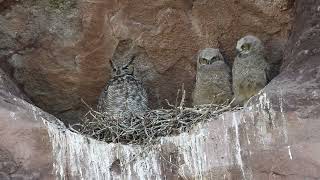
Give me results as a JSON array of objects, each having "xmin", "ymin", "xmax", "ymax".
[
  {"xmin": 0, "ymin": 0, "xmax": 292, "ymax": 124},
  {"xmin": 0, "ymin": 0, "xmax": 319, "ymax": 180}
]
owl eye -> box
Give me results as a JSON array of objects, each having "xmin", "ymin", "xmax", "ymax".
[
  {"xmin": 211, "ymin": 56, "xmax": 219, "ymax": 62},
  {"xmin": 122, "ymin": 64, "xmax": 134, "ymax": 74},
  {"xmin": 241, "ymin": 43, "xmax": 251, "ymax": 51},
  {"xmin": 199, "ymin": 58, "xmax": 207, "ymax": 65},
  {"xmin": 128, "ymin": 65, "xmax": 134, "ymax": 74}
]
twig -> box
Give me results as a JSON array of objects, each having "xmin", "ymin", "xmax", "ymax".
[{"xmin": 71, "ymin": 91, "xmax": 241, "ymax": 145}]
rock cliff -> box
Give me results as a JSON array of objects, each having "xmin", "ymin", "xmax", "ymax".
[
  {"xmin": 0, "ymin": 0, "xmax": 292, "ymax": 124},
  {"xmin": 0, "ymin": 0, "xmax": 320, "ymax": 179}
]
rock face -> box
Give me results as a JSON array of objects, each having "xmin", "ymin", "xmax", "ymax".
[
  {"xmin": 1, "ymin": 0, "xmax": 320, "ymax": 180},
  {"xmin": 0, "ymin": 68, "xmax": 29, "ymax": 101},
  {"xmin": 0, "ymin": 69, "xmax": 56, "ymax": 179},
  {"xmin": 0, "ymin": 0, "xmax": 292, "ymax": 124},
  {"xmin": 241, "ymin": 1, "xmax": 320, "ymax": 178},
  {"xmin": 0, "ymin": 1, "xmax": 319, "ymax": 179}
]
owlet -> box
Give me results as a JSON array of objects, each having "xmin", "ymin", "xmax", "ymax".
[
  {"xmin": 193, "ymin": 48, "xmax": 232, "ymax": 106},
  {"xmin": 232, "ymin": 35, "xmax": 270, "ymax": 106}
]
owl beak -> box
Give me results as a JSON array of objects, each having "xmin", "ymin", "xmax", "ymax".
[{"xmin": 236, "ymin": 49, "xmax": 241, "ymax": 56}]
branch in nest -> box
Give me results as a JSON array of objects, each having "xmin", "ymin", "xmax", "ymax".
[
  {"xmin": 71, "ymin": 103, "xmax": 241, "ymax": 145},
  {"xmin": 72, "ymin": 89, "xmax": 242, "ymax": 145}
]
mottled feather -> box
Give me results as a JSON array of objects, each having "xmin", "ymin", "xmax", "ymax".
[
  {"xmin": 97, "ymin": 57, "xmax": 148, "ymax": 123},
  {"xmin": 232, "ymin": 35, "xmax": 270, "ymax": 106},
  {"xmin": 193, "ymin": 48, "xmax": 233, "ymax": 105}
]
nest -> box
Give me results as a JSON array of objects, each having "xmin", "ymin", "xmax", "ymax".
[{"xmin": 70, "ymin": 90, "xmax": 241, "ymax": 145}]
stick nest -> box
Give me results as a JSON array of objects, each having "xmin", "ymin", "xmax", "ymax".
[{"xmin": 70, "ymin": 90, "xmax": 241, "ymax": 145}]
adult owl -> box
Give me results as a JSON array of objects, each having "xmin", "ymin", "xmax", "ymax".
[
  {"xmin": 97, "ymin": 56, "xmax": 148, "ymax": 121},
  {"xmin": 193, "ymin": 48, "xmax": 232, "ymax": 106}
]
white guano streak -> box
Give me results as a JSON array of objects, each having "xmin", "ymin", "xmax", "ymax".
[
  {"xmin": 232, "ymin": 113, "xmax": 246, "ymax": 180},
  {"xmin": 279, "ymin": 89, "xmax": 288, "ymax": 143},
  {"xmin": 44, "ymin": 120, "xmax": 212, "ymax": 180},
  {"xmin": 287, "ymin": 146, "xmax": 293, "ymax": 160}
]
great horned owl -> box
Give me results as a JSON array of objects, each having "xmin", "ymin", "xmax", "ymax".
[
  {"xmin": 193, "ymin": 48, "xmax": 232, "ymax": 106},
  {"xmin": 97, "ymin": 56, "xmax": 148, "ymax": 120},
  {"xmin": 232, "ymin": 35, "xmax": 270, "ymax": 106}
]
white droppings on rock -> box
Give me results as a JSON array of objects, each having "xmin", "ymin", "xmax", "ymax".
[
  {"xmin": 258, "ymin": 92, "xmax": 275, "ymax": 128},
  {"xmin": 246, "ymin": 133, "xmax": 251, "ymax": 145},
  {"xmin": 258, "ymin": 92, "xmax": 270, "ymax": 110},
  {"xmin": 9, "ymin": 112, "xmax": 16, "ymax": 120},
  {"xmin": 279, "ymin": 90, "xmax": 288, "ymax": 143},
  {"xmin": 248, "ymin": 92, "xmax": 274, "ymax": 146},
  {"xmin": 287, "ymin": 146, "xmax": 293, "ymax": 160},
  {"xmin": 44, "ymin": 118, "xmax": 236, "ymax": 180},
  {"xmin": 32, "ymin": 106, "xmax": 38, "ymax": 121},
  {"xmin": 232, "ymin": 113, "xmax": 246, "ymax": 179},
  {"xmin": 160, "ymin": 124, "xmax": 209, "ymax": 179}
]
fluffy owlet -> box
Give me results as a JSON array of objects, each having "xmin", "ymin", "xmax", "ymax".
[
  {"xmin": 97, "ymin": 56, "xmax": 149, "ymax": 120},
  {"xmin": 193, "ymin": 48, "xmax": 233, "ymax": 106},
  {"xmin": 232, "ymin": 35, "xmax": 270, "ymax": 106}
]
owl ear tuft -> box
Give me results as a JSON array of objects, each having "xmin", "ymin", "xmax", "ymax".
[{"xmin": 123, "ymin": 55, "xmax": 136, "ymax": 69}]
